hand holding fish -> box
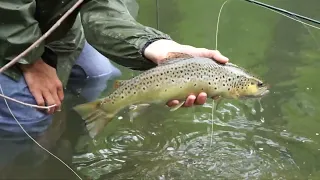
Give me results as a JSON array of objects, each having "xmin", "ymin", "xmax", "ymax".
[{"xmin": 144, "ymin": 39, "xmax": 229, "ymax": 107}]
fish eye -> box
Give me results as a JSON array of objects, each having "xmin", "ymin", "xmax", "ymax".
[{"xmin": 257, "ymin": 82, "xmax": 264, "ymax": 87}]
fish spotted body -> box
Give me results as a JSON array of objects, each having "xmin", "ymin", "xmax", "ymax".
[{"xmin": 73, "ymin": 52, "xmax": 269, "ymax": 138}]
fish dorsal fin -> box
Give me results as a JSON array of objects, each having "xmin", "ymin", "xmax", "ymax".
[
  {"xmin": 225, "ymin": 62, "xmax": 262, "ymax": 80},
  {"xmin": 113, "ymin": 80, "xmax": 129, "ymax": 89},
  {"xmin": 158, "ymin": 52, "xmax": 194, "ymax": 66}
]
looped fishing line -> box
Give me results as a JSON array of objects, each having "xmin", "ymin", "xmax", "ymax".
[{"xmin": 0, "ymin": 84, "xmax": 83, "ymax": 180}]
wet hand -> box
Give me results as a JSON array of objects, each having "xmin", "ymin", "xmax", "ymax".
[
  {"xmin": 20, "ymin": 59, "xmax": 64, "ymax": 114},
  {"xmin": 144, "ymin": 39, "xmax": 229, "ymax": 107}
]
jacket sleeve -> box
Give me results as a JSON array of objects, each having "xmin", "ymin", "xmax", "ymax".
[
  {"xmin": 80, "ymin": 0, "xmax": 172, "ymax": 70},
  {"xmin": 0, "ymin": 0, "xmax": 44, "ymax": 65}
]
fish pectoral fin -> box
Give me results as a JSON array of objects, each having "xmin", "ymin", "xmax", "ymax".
[
  {"xmin": 229, "ymin": 89, "xmax": 240, "ymax": 99},
  {"xmin": 73, "ymin": 100, "xmax": 114, "ymax": 138},
  {"xmin": 213, "ymin": 96, "xmax": 222, "ymax": 111},
  {"xmin": 128, "ymin": 104, "xmax": 151, "ymax": 121},
  {"xmin": 169, "ymin": 101, "xmax": 185, "ymax": 111}
]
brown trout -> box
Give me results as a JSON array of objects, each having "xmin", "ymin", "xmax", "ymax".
[{"xmin": 73, "ymin": 52, "xmax": 269, "ymax": 138}]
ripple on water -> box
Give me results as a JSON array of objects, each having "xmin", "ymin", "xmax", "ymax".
[{"xmin": 72, "ymin": 100, "xmax": 313, "ymax": 180}]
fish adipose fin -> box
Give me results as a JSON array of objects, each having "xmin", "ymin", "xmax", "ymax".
[{"xmin": 73, "ymin": 100, "xmax": 114, "ymax": 138}]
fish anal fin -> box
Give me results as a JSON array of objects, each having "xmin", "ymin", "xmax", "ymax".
[
  {"xmin": 169, "ymin": 101, "xmax": 185, "ymax": 111},
  {"xmin": 128, "ymin": 103, "xmax": 151, "ymax": 121}
]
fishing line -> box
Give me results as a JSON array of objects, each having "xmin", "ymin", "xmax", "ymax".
[
  {"xmin": 241, "ymin": 0, "xmax": 320, "ymax": 25},
  {"xmin": 298, "ymin": 17, "xmax": 320, "ymax": 49},
  {"xmin": 254, "ymin": 2, "xmax": 320, "ymax": 31},
  {"xmin": 215, "ymin": 0, "xmax": 229, "ymax": 50},
  {"xmin": 256, "ymin": 4, "xmax": 320, "ymax": 48},
  {"xmin": 156, "ymin": 0, "xmax": 160, "ymax": 30},
  {"xmin": 210, "ymin": 0, "xmax": 229, "ymax": 148},
  {"xmin": 0, "ymin": 84, "xmax": 83, "ymax": 180},
  {"xmin": 0, "ymin": 0, "xmax": 84, "ymax": 179},
  {"xmin": 0, "ymin": 93, "xmax": 56, "ymax": 110}
]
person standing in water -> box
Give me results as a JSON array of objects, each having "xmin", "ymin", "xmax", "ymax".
[{"xmin": 0, "ymin": 0, "xmax": 229, "ymax": 136}]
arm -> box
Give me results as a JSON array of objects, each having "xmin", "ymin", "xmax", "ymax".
[
  {"xmin": 80, "ymin": 0, "xmax": 171, "ymax": 70},
  {"xmin": 0, "ymin": 0, "xmax": 63, "ymax": 113},
  {"xmin": 80, "ymin": 0, "xmax": 229, "ymax": 108},
  {"xmin": 0, "ymin": 0, "xmax": 44, "ymax": 67}
]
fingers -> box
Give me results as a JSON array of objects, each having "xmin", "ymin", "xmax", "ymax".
[
  {"xmin": 56, "ymin": 80, "xmax": 64, "ymax": 102},
  {"xmin": 211, "ymin": 50, "xmax": 229, "ymax": 63},
  {"xmin": 42, "ymin": 90, "xmax": 56, "ymax": 114},
  {"xmin": 50, "ymin": 88, "xmax": 61, "ymax": 112},
  {"xmin": 184, "ymin": 94, "xmax": 196, "ymax": 107},
  {"xmin": 31, "ymin": 88, "xmax": 45, "ymax": 107},
  {"xmin": 192, "ymin": 48, "xmax": 229, "ymax": 63},
  {"xmin": 167, "ymin": 92, "xmax": 208, "ymax": 108},
  {"xmin": 195, "ymin": 92, "xmax": 207, "ymax": 105}
]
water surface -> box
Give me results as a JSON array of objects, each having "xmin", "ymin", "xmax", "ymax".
[{"xmin": 2, "ymin": 0, "xmax": 320, "ymax": 179}]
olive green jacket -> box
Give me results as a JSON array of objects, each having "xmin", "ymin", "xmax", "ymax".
[{"xmin": 0, "ymin": 0, "xmax": 171, "ymax": 86}]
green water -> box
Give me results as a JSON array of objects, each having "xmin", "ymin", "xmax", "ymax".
[{"xmin": 2, "ymin": 0, "xmax": 320, "ymax": 179}]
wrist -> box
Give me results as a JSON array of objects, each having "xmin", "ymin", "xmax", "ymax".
[{"xmin": 19, "ymin": 59, "xmax": 44, "ymax": 71}]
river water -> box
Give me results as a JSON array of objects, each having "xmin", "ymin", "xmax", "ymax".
[{"xmin": 1, "ymin": 0, "xmax": 320, "ymax": 179}]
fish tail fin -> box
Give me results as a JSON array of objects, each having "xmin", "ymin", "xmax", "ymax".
[{"xmin": 73, "ymin": 100, "xmax": 115, "ymax": 138}]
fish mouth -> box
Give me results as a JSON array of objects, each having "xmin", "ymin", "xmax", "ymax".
[{"xmin": 242, "ymin": 88, "xmax": 270, "ymax": 99}]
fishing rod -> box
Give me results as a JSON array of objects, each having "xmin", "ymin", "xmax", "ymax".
[{"xmin": 242, "ymin": 0, "xmax": 320, "ymax": 25}]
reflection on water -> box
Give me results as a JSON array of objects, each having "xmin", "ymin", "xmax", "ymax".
[{"xmin": 2, "ymin": 0, "xmax": 320, "ymax": 179}]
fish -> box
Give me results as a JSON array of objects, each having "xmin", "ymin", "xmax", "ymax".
[{"xmin": 73, "ymin": 52, "xmax": 270, "ymax": 138}]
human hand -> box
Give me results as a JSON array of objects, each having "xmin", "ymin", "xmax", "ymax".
[
  {"xmin": 144, "ymin": 39, "xmax": 229, "ymax": 108},
  {"xmin": 20, "ymin": 59, "xmax": 64, "ymax": 114}
]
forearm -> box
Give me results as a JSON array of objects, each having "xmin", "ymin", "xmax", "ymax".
[
  {"xmin": 80, "ymin": 0, "xmax": 172, "ymax": 70},
  {"xmin": 0, "ymin": 0, "xmax": 44, "ymax": 68}
]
